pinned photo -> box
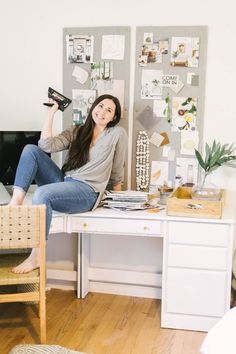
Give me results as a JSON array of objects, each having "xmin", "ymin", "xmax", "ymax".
[
  {"xmin": 139, "ymin": 43, "xmax": 162, "ymax": 65},
  {"xmin": 143, "ymin": 32, "xmax": 153, "ymax": 44},
  {"xmin": 72, "ymin": 89, "xmax": 96, "ymax": 125},
  {"xmin": 91, "ymin": 62, "xmax": 113, "ymax": 90},
  {"xmin": 171, "ymin": 97, "xmax": 197, "ymax": 131},
  {"xmin": 170, "ymin": 37, "xmax": 199, "ymax": 68},
  {"xmin": 158, "ymin": 40, "xmax": 169, "ymax": 54},
  {"xmin": 66, "ymin": 35, "xmax": 94, "ymax": 64}
]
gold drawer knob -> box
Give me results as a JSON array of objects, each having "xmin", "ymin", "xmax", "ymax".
[
  {"xmin": 83, "ymin": 223, "xmax": 88, "ymax": 228},
  {"xmin": 143, "ymin": 226, "xmax": 149, "ymax": 231}
]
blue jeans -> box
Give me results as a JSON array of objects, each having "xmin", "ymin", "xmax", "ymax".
[{"xmin": 13, "ymin": 144, "xmax": 98, "ymax": 238}]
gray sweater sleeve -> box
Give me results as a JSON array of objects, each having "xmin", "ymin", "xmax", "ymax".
[
  {"xmin": 109, "ymin": 127, "xmax": 128, "ymax": 186},
  {"xmin": 38, "ymin": 127, "xmax": 75, "ymax": 153}
]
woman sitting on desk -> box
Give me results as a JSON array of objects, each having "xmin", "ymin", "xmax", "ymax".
[{"xmin": 10, "ymin": 94, "xmax": 127, "ymax": 274}]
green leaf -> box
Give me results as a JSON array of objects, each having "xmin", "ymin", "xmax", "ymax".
[
  {"xmin": 225, "ymin": 162, "xmax": 236, "ymax": 168},
  {"xmin": 195, "ymin": 149, "xmax": 206, "ymax": 170}
]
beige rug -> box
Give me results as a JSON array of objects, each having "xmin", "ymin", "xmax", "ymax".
[{"xmin": 9, "ymin": 344, "xmax": 90, "ymax": 354}]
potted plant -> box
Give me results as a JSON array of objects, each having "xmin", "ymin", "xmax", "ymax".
[{"xmin": 193, "ymin": 140, "xmax": 236, "ymax": 199}]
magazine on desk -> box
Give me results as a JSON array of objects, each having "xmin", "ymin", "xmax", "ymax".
[{"xmin": 102, "ymin": 190, "xmax": 163, "ymax": 211}]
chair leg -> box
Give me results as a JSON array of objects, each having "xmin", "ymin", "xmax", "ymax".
[{"xmin": 39, "ymin": 289, "xmax": 46, "ymax": 343}]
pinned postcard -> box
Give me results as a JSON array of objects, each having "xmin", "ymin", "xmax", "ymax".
[
  {"xmin": 150, "ymin": 131, "xmax": 165, "ymax": 147},
  {"xmin": 138, "ymin": 55, "xmax": 148, "ymax": 67},
  {"xmin": 181, "ymin": 130, "xmax": 199, "ymax": 155},
  {"xmin": 171, "ymin": 97, "xmax": 197, "ymax": 132},
  {"xmin": 140, "ymin": 43, "xmax": 162, "ymax": 64},
  {"xmin": 176, "ymin": 157, "xmax": 198, "ymax": 187},
  {"xmin": 141, "ymin": 70, "xmax": 163, "ymax": 99},
  {"xmin": 158, "ymin": 40, "xmax": 168, "ymax": 54},
  {"xmin": 144, "ymin": 32, "xmax": 153, "ymax": 44},
  {"xmin": 72, "ymin": 89, "xmax": 96, "ymax": 125},
  {"xmin": 170, "ymin": 37, "xmax": 199, "ymax": 68},
  {"xmin": 150, "ymin": 161, "xmax": 169, "ymax": 187},
  {"xmin": 98, "ymin": 80, "xmax": 125, "ymax": 118},
  {"xmin": 136, "ymin": 105, "xmax": 161, "ymax": 130},
  {"xmin": 72, "ymin": 66, "xmax": 89, "ymax": 84},
  {"xmin": 66, "ymin": 35, "xmax": 94, "ymax": 63},
  {"xmin": 101, "ymin": 35, "xmax": 125, "ymax": 60},
  {"xmin": 153, "ymin": 100, "xmax": 167, "ymax": 118},
  {"xmin": 91, "ymin": 62, "xmax": 113, "ymax": 90}
]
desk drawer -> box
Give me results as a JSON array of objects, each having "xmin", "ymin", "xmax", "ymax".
[
  {"xmin": 168, "ymin": 222, "xmax": 229, "ymax": 246},
  {"xmin": 50, "ymin": 216, "xmax": 66, "ymax": 233},
  {"xmin": 70, "ymin": 217, "xmax": 162, "ymax": 236},
  {"xmin": 168, "ymin": 244, "xmax": 228, "ymax": 270},
  {"xmin": 166, "ymin": 268, "xmax": 227, "ymax": 317}
]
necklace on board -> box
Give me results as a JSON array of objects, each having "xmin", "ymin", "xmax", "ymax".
[{"xmin": 136, "ymin": 130, "xmax": 150, "ymax": 191}]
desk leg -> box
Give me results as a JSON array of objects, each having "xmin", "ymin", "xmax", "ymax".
[{"xmin": 78, "ymin": 232, "xmax": 90, "ymax": 299}]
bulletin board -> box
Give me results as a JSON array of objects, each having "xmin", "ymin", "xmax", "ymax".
[
  {"xmin": 62, "ymin": 26, "xmax": 130, "ymax": 187},
  {"xmin": 132, "ymin": 26, "xmax": 208, "ymax": 191}
]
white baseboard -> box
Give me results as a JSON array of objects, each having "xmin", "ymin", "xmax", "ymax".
[{"xmin": 89, "ymin": 281, "xmax": 162, "ymax": 299}]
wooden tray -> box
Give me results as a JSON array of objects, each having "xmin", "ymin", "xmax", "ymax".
[{"xmin": 167, "ymin": 187, "xmax": 224, "ymax": 219}]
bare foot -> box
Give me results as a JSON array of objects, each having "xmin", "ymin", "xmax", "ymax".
[{"xmin": 12, "ymin": 248, "xmax": 40, "ymax": 274}]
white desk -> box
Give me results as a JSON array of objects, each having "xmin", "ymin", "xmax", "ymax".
[{"xmin": 50, "ymin": 206, "xmax": 234, "ymax": 332}]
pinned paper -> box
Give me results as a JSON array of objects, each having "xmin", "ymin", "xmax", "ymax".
[
  {"xmin": 170, "ymin": 80, "xmax": 185, "ymax": 94},
  {"xmin": 180, "ymin": 130, "xmax": 199, "ymax": 155},
  {"xmin": 144, "ymin": 33, "xmax": 153, "ymax": 44},
  {"xmin": 187, "ymin": 73, "xmax": 199, "ymax": 86},
  {"xmin": 150, "ymin": 131, "xmax": 165, "ymax": 147},
  {"xmin": 91, "ymin": 62, "xmax": 113, "ymax": 90},
  {"xmin": 170, "ymin": 37, "xmax": 200, "ymax": 68},
  {"xmin": 153, "ymin": 100, "xmax": 167, "ymax": 118},
  {"xmin": 101, "ymin": 35, "xmax": 125, "ymax": 60},
  {"xmin": 150, "ymin": 161, "xmax": 169, "ymax": 187},
  {"xmin": 141, "ymin": 69, "xmax": 163, "ymax": 99},
  {"xmin": 187, "ymin": 72, "xmax": 195, "ymax": 84},
  {"xmin": 161, "ymin": 75, "xmax": 179, "ymax": 87},
  {"xmin": 191, "ymin": 75, "xmax": 199, "ymax": 86},
  {"xmin": 162, "ymin": 146, "xmax": 171, "ymax": 157},
  {"xmin": 98, "ymin": 80, "xmax": 125, "ymax": 118},
  {"xmin": 72, "ymin": 89, "xmax": 96, "ymax": 125},
  {"xmin": 72, "ymin": 66, "xmax": 89, "ymax": 84},
  {"xmin": 172, "ymin": 97, "xmax": 197, "ymax": 132},
  {"xmin": 136, "ymin": 106, "xmax": 161, "ymax": 130},
  {"xmin": 168, "ymin": 149, "xmax": 176, "ymax": 161},
  {"xmin": 158, "ymin": 40, "xmax": 168, "ymax": 54},
  {"xmin": 160, "ymin": 132, "xmax": 170, "ymax": 146},
  {"xmin": 66, "ymin": 35, "xmax": 94, "ymax": 63}
]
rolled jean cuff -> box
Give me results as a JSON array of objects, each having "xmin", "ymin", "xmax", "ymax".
[{"xmin": 12, "ymin": 185, "xmax": 27, "ymax": 193}]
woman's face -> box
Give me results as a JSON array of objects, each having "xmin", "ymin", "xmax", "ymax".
[{"xmin": 92, "ymin": 99, "xmax": 116, "ymax": 129}]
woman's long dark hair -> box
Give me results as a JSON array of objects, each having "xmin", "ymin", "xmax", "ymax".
[{"xmin": 62, "ymin": 94, "xmax": 121, "ymax": 173}]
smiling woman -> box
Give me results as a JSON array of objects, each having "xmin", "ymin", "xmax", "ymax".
[{"xmin": 9, "ymin": 94, "xmax": 128, "ymax": 274}]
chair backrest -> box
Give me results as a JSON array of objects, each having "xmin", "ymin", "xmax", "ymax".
[{"xmin": 0, "ymin": 205, "xmax": 46, "ymax": 249}]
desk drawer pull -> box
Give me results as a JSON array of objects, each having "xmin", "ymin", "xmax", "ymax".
[
  {"xmin": 83, "ymin": 223, "xmax": 88, "ymax": 228},
  {"xmin": 143, "ymin": 226, "xmax": 149, "ymax": 231}
]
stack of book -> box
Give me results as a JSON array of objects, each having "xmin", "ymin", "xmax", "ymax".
[{"xmin": 103, "ymin": 191, "xmax": 153, "ymax": 211}]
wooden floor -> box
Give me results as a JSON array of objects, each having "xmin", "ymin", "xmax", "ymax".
[{"xmin": 0, "ymin": 289, "xmax": 206, "ymax": 354}]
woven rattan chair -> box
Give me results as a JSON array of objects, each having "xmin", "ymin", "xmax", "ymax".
[{"xmin": 0, "ymin": 205, "xmax": 46, "ymax": 343}]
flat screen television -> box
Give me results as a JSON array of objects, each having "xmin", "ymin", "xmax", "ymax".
[{"xmin": 0, "ymin": 131, "xmax": 41, "ymax": 185}]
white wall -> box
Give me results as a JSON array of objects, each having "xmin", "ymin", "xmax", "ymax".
[{"xmin": 1, "ymin": 0, "xmax": 236, "ymax": 282}]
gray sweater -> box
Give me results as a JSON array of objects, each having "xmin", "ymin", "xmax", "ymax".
[{"xmin": 38, "ymin": 125, "xmax": 128, "ymax": 208}]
